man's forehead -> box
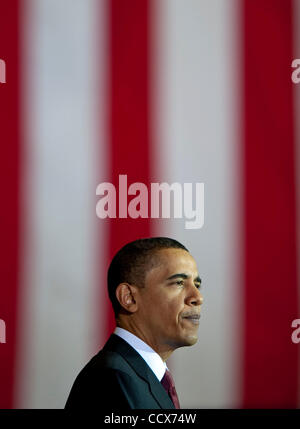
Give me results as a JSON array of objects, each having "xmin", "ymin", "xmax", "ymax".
[{"xmin": 148, "ymin": 248, "xmax": 198, "ymax": 277}]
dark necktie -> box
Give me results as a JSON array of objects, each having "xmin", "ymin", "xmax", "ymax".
[{"xmin": 161, "ymin": 370, "xmax": 180, "ymax": 409}]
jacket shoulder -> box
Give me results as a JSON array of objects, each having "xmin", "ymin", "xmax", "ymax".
[
  {"xmin": 65, "ymin": 349, "xmax": 150, "ymax": 409},
  {"xmin": 78, "ymin": 347, "xmax": 135, "ymax": 377}
]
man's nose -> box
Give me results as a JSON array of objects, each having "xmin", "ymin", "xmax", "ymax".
[{"xmin": 186, "ymin": 283, "xmax": 203, "ymax": 306}]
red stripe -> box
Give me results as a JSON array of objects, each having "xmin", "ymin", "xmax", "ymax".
[
  {"xmin": 103, "ymin": 0, "xmax": 152, "ymax": 337},
  {"xmin": 241, "ymin": 0, "xmax": 299, "ymax": 407},
  {"xmin": 0, "ymin": 0, "xmax": 21, "ymax": 409}
]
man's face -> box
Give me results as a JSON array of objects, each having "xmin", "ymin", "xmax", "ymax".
[{"xmin": 134, "ymin": 248, "xmax": 203, "ymax": 354}]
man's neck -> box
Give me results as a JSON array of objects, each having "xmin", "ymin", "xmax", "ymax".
[{"xmin": 115, "ymin": 321, "xmax": 174, "ymax": 362}]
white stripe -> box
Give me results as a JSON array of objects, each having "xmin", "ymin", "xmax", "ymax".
[
  {"xmin": 16, "ymin": 0, "xmax": 107, "ymax": 408},
  {"xmin": 153, "ymin": 0, "xmax": 241, "ymax": 407},
  {"xmin": 293, "ymin": 0, "xmax": 300, "ymax": 407}
]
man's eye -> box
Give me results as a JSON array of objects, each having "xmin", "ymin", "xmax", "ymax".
[
  {"xmin": 175, "ymin": 280, "xmax": 184, "ymax": 286},
  {"xmin": 195, "ymin": 283, "xmax": 201, "ymax": 289}
]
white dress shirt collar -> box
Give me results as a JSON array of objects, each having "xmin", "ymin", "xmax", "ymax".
[{"xmin": 114, "ymin": 326, "xmax": 167, "ymax": 381}]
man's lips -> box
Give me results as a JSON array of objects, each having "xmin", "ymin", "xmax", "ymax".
[{"xmin": 182, "ymin": 313, "xmax": 201, "ymax": 324}]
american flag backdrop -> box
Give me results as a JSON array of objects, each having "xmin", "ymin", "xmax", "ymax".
[{"xmin": 0, "ymin": 0, "xmax": 300, "ymax": 409}]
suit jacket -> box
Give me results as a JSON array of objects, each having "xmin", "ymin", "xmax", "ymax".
[{"xmin": 65, "ymin": 334, "xmax": 175, "ymax": 410}]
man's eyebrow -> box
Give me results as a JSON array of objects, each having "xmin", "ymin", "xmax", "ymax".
[
  {"xmin": 167, "ymin": 273, "xmax": 189, "ymax": 280},
  {"xmin": 166, "ymin": 273, "xmax": 202, "ymax": 283}
]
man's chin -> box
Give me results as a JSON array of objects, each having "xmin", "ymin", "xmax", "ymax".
[
  {"xmin": 176, "ymin": 333, "xmax": 198, "ymax": 348},
  {"xmin": 184, "ymin": 335, "xmax": 198, "ymax": 346},
  {"xmin": 166, "ymin": 334, "xmax": 198, "ymax": 350}
]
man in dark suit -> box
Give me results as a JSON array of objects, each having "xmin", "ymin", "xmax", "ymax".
[{"xmin": 65, "ymin": 237, "xmax": 203, "ymax": 409}]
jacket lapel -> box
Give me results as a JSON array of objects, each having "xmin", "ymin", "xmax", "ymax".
[{"xmin": 104, "ymin": 334, "xmax": 175, "ymax": 409}]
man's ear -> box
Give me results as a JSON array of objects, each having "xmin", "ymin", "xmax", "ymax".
[{"xmin": 115, "ymin": 283, "xmax": 138, "ymax": 313}]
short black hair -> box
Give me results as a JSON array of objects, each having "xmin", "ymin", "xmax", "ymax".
[{"xmin": 107, "ymin": 237, "xmax": 189, "ymax": 317}]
